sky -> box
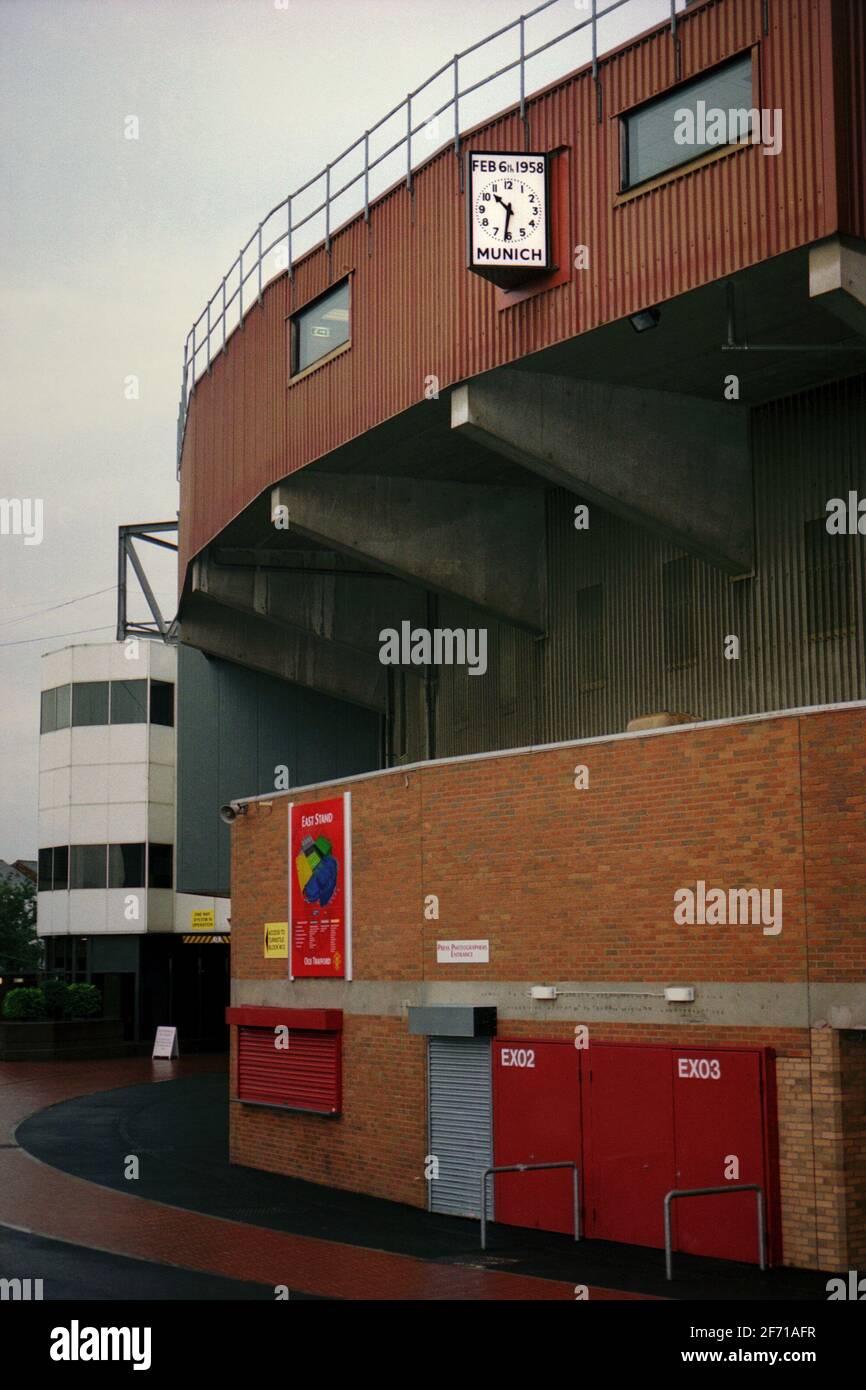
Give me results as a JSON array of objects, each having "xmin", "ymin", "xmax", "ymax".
[{"xmin": 0, "ymin": 0, "xmax": 677, "ymax": 860}]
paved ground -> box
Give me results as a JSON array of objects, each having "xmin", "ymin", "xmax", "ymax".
[{"xmin": 0, "ymin": 1057, "xmax": 831, "ymax": 1301}]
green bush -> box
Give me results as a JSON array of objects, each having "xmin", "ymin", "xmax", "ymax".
[
  {"xmin": 41, "ymin": 978, "xmax": 70, "ymax": 1020},
  {"xmin": 62, "ymin": 983, "xmax": 101, "ymax": 1019},
  {"xmin": 2, "ymin": 987, "xmax": 46, "ymax": 1021}
]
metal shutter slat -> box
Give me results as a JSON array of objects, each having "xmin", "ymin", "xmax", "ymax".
[
  {"xmin": 238, "ymin": 1026, "xmax": 340, "ymax": 1114},
  {"xmin": 428, "ymin": 1036, "xmax": 493, "ymax": 1219}
]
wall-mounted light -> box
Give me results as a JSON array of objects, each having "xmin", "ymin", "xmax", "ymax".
[
  {"xmin": 629, "ymin": 306, "xmax": 661, "ymax": 333},
  {"xmin": 664, "ymin": 986, "xmax": 695, "ymax": 1003}
]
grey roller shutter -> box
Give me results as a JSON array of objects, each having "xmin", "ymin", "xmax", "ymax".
[{"xmin": 427, "ymin": 1036, "xmax": 493, "ymax": 1219}]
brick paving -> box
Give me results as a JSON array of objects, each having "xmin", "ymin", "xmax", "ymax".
[{"xmin": 0, "ymin": 1057, "xmax": 648, "ymax": 1300}]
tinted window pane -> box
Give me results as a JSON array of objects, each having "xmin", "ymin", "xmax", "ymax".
[
  {"xmin": 38, "ymin": 847, "xmax": 53, "ymax": 890},
  {"xmin": 53, "ymin": 846, "xmax": 69, "ymax": 891},
  {"xmin": 149, "ymin": 680, "xmax": 175, "ymax": 727},
  {"xmin": 110, "ymin": 679, "xmax": 147, "ymax": 724},
  {"xmin": 55, "ymin": 684, "xmax": 71, "ymax": 729},
  {"xmin": 294, "ymin": 280, "xmax": 350, "ymax": 374},
  {"xmin": 40, "ymin": 688, "xmax": 57, "ymax": 734},
  {"xmin": 70, "ymin": 844, "xmax": 107, "ymax": 889},
  {"xmin": 108, "ymin": 843, "xmax": 145, "ymax": 889},
  {"xmin": 72, "ymin": 681, "xmax": 109, "ymax": 727},
  {"xmin": 624, "ymin": 54, "xmax": 753, "ymax": 188},
  {"xmin": 148, "ymin": 842, "xmax": 173, "ymax": 889}
]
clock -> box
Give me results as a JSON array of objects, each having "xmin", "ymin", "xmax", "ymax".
[{"xmin": 467, "ymin": 150, "xmax": 552, "ymax": 288}]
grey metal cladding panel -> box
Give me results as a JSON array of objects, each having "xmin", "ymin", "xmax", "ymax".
[
  {"xmin": 409, "ymin": 1006, "xmax": 497, "ymax": 1037},
  {"xmin": 176, "ymin": 645, "xmax": 222, "ymax": 895},
  {"xmin": 428, "ymin": 1036, "xmax": 493, "ymax": 1219}
]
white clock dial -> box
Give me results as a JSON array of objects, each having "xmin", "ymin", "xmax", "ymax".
[{"xmin": 475, "ymin": 179, "xmax": 543, "ymax": 244}]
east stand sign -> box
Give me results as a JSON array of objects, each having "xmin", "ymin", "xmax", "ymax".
[{"xmin": 288, "ymin": 792, "xmax": 352, "ymax": 980}]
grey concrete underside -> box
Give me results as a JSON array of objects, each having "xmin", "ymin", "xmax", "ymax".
[
  {"xmin": 451, "ymin": 370, "xmax": 753, "ymax": 574},
  {"xmin": 809, "ymin": 235, "xmax": 866, "ymax": 337},
  {"xmin": 270, "ymin": 475, "xmax": 546, "ymax": 632},
  {"xmin": 232, "ymin": 978, "xmax": 866, "ymax": 1030}
]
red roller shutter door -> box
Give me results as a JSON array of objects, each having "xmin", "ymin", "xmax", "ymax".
[{"xmin": 237, "ymin": 1026, "xmax": 341, "ymax": 1114}]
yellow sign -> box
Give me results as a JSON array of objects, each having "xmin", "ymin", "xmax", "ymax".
[
  {"xmin": 264, "ymin": 922, "xmax": 289, "ymax": 958},
  {"xmin": 190, "ymin": 909, "xmax": 215, "ymax": 932}
]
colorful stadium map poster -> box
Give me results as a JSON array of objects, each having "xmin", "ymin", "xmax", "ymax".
[{"xmin": 289, "ymin": 792, "xmax": 352, "ymax": 979}]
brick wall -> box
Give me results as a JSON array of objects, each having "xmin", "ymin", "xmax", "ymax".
[{"xmin": 228, "ymin": 705, "xmax": 866, "ymax": 1267}]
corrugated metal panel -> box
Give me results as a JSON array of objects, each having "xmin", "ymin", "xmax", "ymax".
[
  {"xmin": 428, "ymin": 1036, "xmax": 493, "ymax": 1218},
  {"xmin": 179, "ymin": 0, "xmax": 849, "ymax": 571},
  {"xmin": 421, "ymin": 372, "xmax": 866, "ymax": 757},
  {"xmin": 238, "ymin": 1025, "xmax": 341, "ymax": 1113}
]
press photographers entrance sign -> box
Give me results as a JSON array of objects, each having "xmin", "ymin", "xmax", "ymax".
[{"xmin": 289, "ymin": 793, "xmax": 352, "ymax": 980}]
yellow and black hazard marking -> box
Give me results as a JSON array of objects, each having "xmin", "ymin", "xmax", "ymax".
[{"xmin": 182, "ymin": 934, "xmax": 230, "ymax": 944}]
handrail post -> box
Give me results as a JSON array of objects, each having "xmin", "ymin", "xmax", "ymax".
[
  {"xmin": 221, "ymin": 276, "xmax": 227, "ymax": 354},
  {"xmin": 325, "ymin": 165, "xmax": 331, "ymax": 255},
  {"xmin": 453, "ymin": 55, "xmax": 460, "ymax": 156},
  {"xmin": 239, "ymin": 247, "xmax": 244, "ymax": 324},
  {"xmin": 363, "ymin": 132, "xmax": 370, "ymax": 222},
  {"xmin": 287, "ymin": 196, "xmax": 293, "ymax": 281},
  {"xmin": 257, "ymin": 224, "xmax": 263, "ymax": 305},
  {"xmin": 206, "ymin": 300, "xmax": 211, "ymax": 374},
  {"xmin": 664, "ymin": 1185, "xmax": 767, "ymax": 1282},
  {"xmin": 406, "ymin": 95, "xmax": 413, "ymax": 191}
]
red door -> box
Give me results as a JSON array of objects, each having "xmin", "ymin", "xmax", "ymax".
[
  {"xmin": 583, "ymin": 1044, "xmax": 676, "ymax": 1249},
  {"xmin": 492, "ymin": 1040, "xmax": 580, "ymax": 1235},
  {"xmin": 672, "ymin": 1047, "xmax": 767, "ymax": 1263}
]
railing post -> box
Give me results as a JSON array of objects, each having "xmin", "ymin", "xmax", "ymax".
[
  {"xmin": 239, "ymin": 247, "xmax": 243, "ymax": 324},
  {"xmin": 325, "ymin": 164, "xmax": 331, "ymax": 255},
  {"xmin": 257, "ymin": 224, "xmax": 263, "ymax": 305},
  {"xmin": 453, "ymin": 54, "xmax": 460, "ymax": 156},
  {"xmin": 406, "ymin": 95, "xmax": 413, "ymax": 191},
  {"xmin": 206, "ymin": 299, "xmax": 211, "ymax": 373},
  {"xmin": 287, "ymin": 196, "xmax": 293, "ymax": 281},
  {"xmin": 519, "ymin": 16, "xmax": 530, "ymax": 151},
  {"xmin": 670, "ymin": 0, "xmax": 682, "ymax": 80},
  {"xmin": 364, "ymin": 132, "xmax": 370, "ymax": 222},
  {"xmin": 222, "ymin": 276, "xmax": 227, "ymax": 354},
  {"xmin": 480, "ymin": 1169, "xmax": 490, "ymax": 1251}
]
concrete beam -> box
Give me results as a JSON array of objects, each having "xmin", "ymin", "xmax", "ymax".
[
  {"xmin": 193, "ymin": 552, "xmax": 427, "ymax": 656},
  {"xmin": 271, "ymin": 475, "xmax": 546, "ymax": 632},
  {"xmin": 452, "ymin": 370, "xmax": 753, "ymax": 574},
  {"xmin": 809, "ymin": 235, "xmax": 866, "ymax": 338},
  {"xmin": 180, "ymin": 589, "xmax": 388, "ymax": 713}
]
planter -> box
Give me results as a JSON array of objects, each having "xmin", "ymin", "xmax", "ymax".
[{"xmin": 0, "ymin": 1018, "xmax": 127, "ymax": 1062}]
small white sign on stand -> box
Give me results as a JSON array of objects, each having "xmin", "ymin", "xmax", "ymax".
[{"xmin": 152, "ymin": 1026, "xmax": 179, "ymax": 1059}]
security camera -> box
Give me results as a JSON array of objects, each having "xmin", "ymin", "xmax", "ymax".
[{"xmin": 219, "ymin": 801, "xmax": 247, "ymax": 825}]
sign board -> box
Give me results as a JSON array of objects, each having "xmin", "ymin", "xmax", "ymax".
[
  {"xmin": 436, "ymin": 939, "xmax": 490, "ymax": 964},
  {"xmin": 289, "ymin": 792, "xmax": 351, "ymax": 979},
  {"xmin": 190, "ymin": 909, "xmax": 215, "ymax": 932},
  {"xmin": 467, "ymin": 150, "xmax": 551, "ymax": 288},
  {"xmin": 264, "ymin": 922, "xmax": 289, "ymax": 958},
  {"xmin": 152, "ymin": 1026, "xmax": 179, "ymax": 1059}
]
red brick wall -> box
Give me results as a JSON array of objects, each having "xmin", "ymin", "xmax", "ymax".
[{"xmin": 228, "ymin": 705, "xmax": 866, "ymax": 1265}]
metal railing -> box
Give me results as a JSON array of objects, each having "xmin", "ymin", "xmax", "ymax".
[
  {"xmin": 176, "ymin": 0, "xmax": 692, "ymax": 470},
  {"xmin": 664, "ymin": 1184, "xmax": 767, "ymax": 1281},
  {"xmin": 480, "ymin": 1161, "xmax": 580, "ymax": 1249}
]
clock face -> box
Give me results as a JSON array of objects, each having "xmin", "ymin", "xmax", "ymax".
[{"xmin": 467, "ymin": 151, "xmax": 550, "ymax": 281}]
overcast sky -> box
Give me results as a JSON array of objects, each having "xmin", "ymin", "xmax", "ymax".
[{"xmin": 0, "ymin": 0, "xmax": 673, "ymax": 860}]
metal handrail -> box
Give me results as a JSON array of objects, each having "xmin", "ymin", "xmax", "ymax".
[
  {"xmin": 176, "ymin": 0, "xmax": 691, "ymax": 470},
  {"xmin": 480, "ymin": 1161, "xmax": 580, "ymax": 1250},
  {"xmin": 664, "ymin": 1184, "xmax": 767, "ymax": 1281}
]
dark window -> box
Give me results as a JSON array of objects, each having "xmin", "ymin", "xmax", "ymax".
[
  {"xmin": 72, "ymin": 681, "xmax": 109, "ymax": 727},
  {"xmin": 41, "ymin": 684, "xmax": 72, "ymax": 734},
  {"xmin": 148, "ymin": 843, "xmax": 173, "ymax": 889},
  {"xmin": 291, "ymin": 279, "xmax": 350, "ymax": 375},
  {"xmin": 805, "ymin": 518, "xmax": 852, "ymax": 638},
  {"xmin": 149, "ymin": 680, "xmax": 175, "ymax": 727},
  {"xmin": 575, "ymin": 584, "xmax": 605, "ymax": 690},
  {"xmin": 53, "ymin": 845, "xmax": 69, "ymax": 891},
  {"xmin": 663, "ymin": 556, "xmax": 695, "ymax": 668},
  {"xmin": 40, "ymin": 688, "xmax": 56, "ymax": 734},
  {"xmin": 38, "ymin": 847, "xmax": 53, "ymax": 890},
  {"xmin": 108, "ymin": 843, "xmax": 145, "ymax": 889},
  {"xmin": 70, "ymin": 844, "xmax": 107, "ymax": 890},
  {"xmin": 110, "ymin": 679, "xmax": 147, "ymax": 724},
  {"xmin": 621, "ymin": 53, "xmax": 754, "ymax": 190}
]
